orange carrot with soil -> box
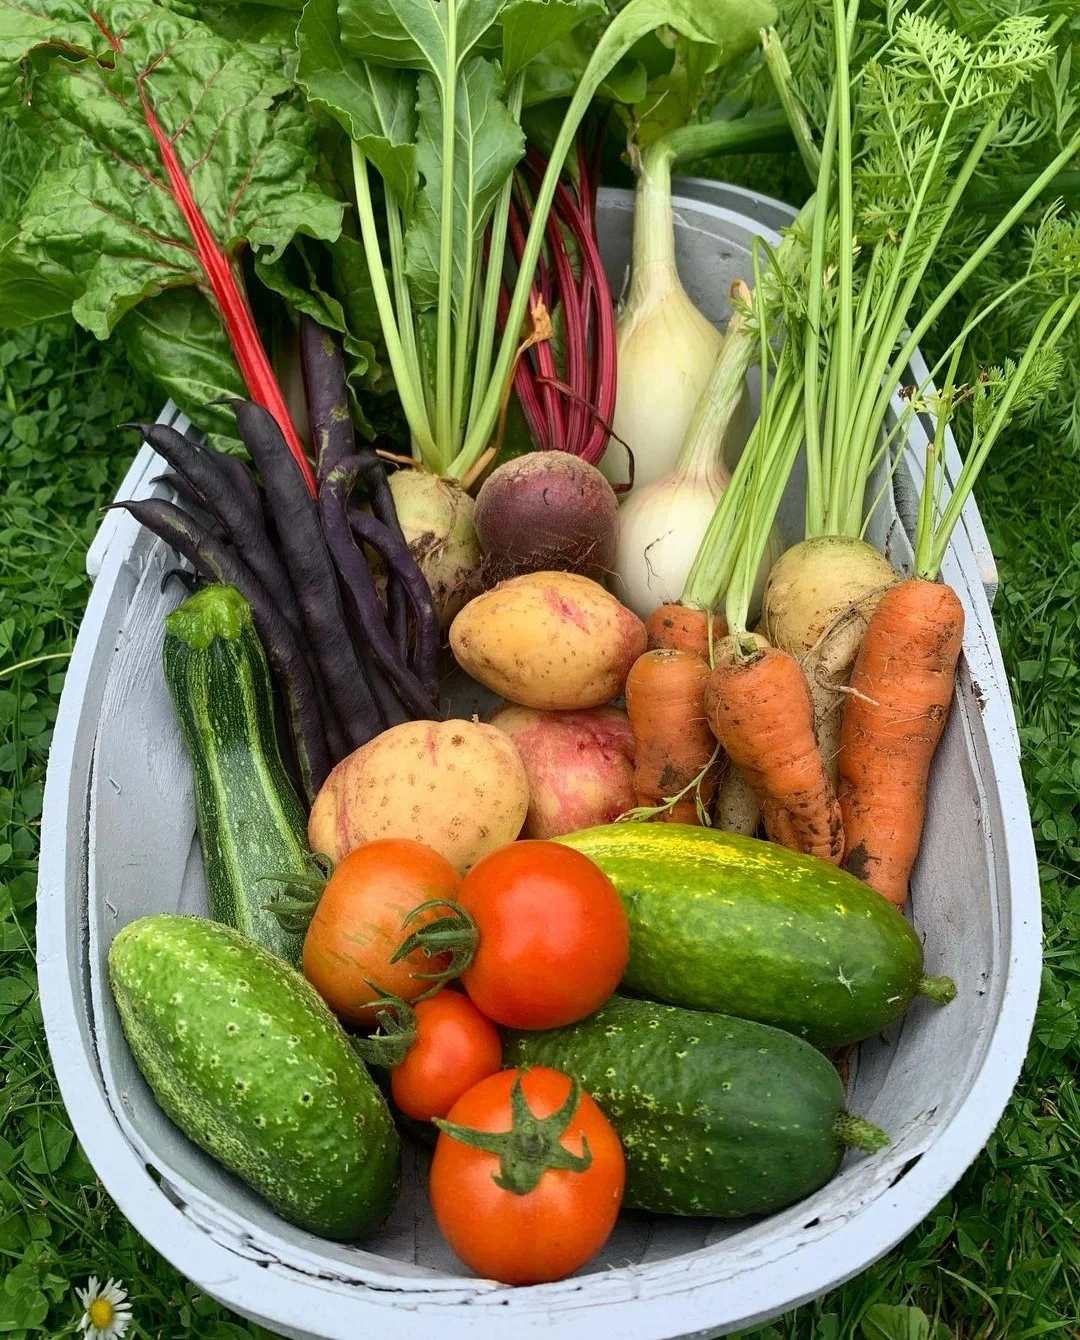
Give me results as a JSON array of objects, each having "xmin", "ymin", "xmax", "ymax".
[
  {"xmin": 678, "ymin": 236, "xmax": 841, "ymax": 860},
  {"xmin": 838, "ymin": 282, "xmax": 1080, "ymax": 902},
  {"xmin": 624, "ymin": 649, "xmax": 719, "ymax": 823},
  {"xmin": 644, "ymin": 605, "xmax": 727, "ymax": 657},
  {"xmin": 704, "ymin": 634, "xmax": 843, "ymax": 863},
  {"xmin": 838, "ymin": 581, "xmax": 963, "ymax": 902}
]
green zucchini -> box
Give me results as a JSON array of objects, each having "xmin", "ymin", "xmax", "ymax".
[
  {"xmin": 109, "ymin": 914, "xmax": 399, "ymax": 1239},
  {"xmin": 506, "ymin": 995, "xmax": 886, "ymax": 1217},
  {"xmin": 163, "ymin": 584, "xmax": 307, "ymax": 964},
  {"xmin": 559, "ymin": 824, "xmax": 955, "ymax": 1048}
]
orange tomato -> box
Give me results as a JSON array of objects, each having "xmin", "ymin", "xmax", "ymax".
[
  {"xmin": 430, "ymin": 1067, "xmax": 625, "ymax": 1284},
  {"xmin": 302, "ymin": 838, "xmax": 459, "ymax": 1027},
  {"xmin": 391, "ymin": 991, "xmax": 502, "ymax": 1122},
  {"xmin": 457, "ymin": 841, "xmax": 629, "ymax": 1028}
]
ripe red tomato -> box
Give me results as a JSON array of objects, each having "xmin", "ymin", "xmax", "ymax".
[
  {"xmin": 430, "ymin": 1067, "xmax": 625, "ymax": 1284},
  {"xmin": 302, "ymin": 838, "xmax": 459, "ymax": 1028},
  {"xmin": 456, "ymin": 841, "xmax": 628, "ymax": 1028},
  {"xmin": 391, "ymin": 991, "xmax": 502, "ymax": 1122}
]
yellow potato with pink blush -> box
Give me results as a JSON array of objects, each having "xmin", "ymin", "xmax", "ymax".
[
  {"xmin": 449, "ymin": 571, "xmax": 647, "ymax": 710},
  {"xmin": 307, "ymin": 719, "xmax": 528, "ymax": 872},
  {"xmin": 490, "ymin": 704, "xmax": 637, "ymax": 839}
]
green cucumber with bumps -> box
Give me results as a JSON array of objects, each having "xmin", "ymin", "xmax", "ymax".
[
  {"xmin": 506, "ymin": 995, "xmax": 887, "ymax": 1217},
  {"xmin": 558, "ymin": 824, "xmax": 955, "ymax": 1048},
  {"xmin": 109, "ymin": 914, "xmax": 400, "ymax": 1239},
  {"xmin": 163, "ymin": 584, "xmax": 308, "ymax": 964}
]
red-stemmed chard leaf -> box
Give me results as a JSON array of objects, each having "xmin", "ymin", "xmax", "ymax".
[{"xmin": 1, "ymin": 1, "xmax": 342, "ymax": 491}]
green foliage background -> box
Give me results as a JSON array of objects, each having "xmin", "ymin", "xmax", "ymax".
[{"xmin": 2, "ymin": 92, "xmax": 1079, "ymax": 1340}]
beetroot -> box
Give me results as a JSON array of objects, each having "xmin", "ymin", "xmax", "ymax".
[{"xmin": 473, "ymin": 452, "xmax": 619, "ymax": 582}]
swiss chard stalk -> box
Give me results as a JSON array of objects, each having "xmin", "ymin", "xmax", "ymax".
[
  {"xmin": 0, "ymin": 2, "xmax": 342, "ymax": 492},
  {"xmin": 297, "ymin": 0, "xmax": 774, "ymax": 483}
]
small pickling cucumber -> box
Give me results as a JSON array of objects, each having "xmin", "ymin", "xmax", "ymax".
[
  {"xmin": 506, "ymin": 995, "xmax": 886, "ymax": 1217},
  {"xmin": 163, "ymin": 583, "xmax": 308, "ymax": 964},
  {"xmin": 558, "ymin": 823, "xmax": 955, "ymax": 1048},
  {"xmin": 109, "ymin": 915, "xmax": 399, "ymax": 1239}
]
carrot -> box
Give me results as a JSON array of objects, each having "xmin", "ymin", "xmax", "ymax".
[
  {"xmin": 704, "ymin": 633, "xmax": 844, "ymax": 864},
  {"xmin": 625, "ymin": 649, "xmax": 719, "ymax": 823},
  {"xmin": 644, "ymin": 604, "xmax": 727, "ymax": 658},
  {"xmin": 837, "ymin": 578, "xmax": 964, "ymax": 904}
]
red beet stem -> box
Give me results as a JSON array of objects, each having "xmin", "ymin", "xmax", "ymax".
[{"xmin": 500, "ymin": 131, "xmax": 617, "ymax": 464}]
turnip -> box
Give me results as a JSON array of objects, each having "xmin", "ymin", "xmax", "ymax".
[
  {"xmin": 761, "ymin": 537, "xmax": 899, "ymax": 783},
  {"xmin": 388, "ymin": 470, "xmax": 481, "ymax": 627},
  {"xmin": 489, "ymin": 704, "xmax": 636, "ymax": 839},
  {"xmin": 473, "ymin": 453, "xmax": 619, "ymax": 583}
]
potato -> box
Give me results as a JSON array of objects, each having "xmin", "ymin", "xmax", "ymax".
[
  {"xmin": 490, "ymin": 704, "xmax": 636, "ymax": 839},
  {"xmin": 450, "ymin": 571, "xmax": 647, "ymax": 710},
  {"xmin": 308, "ymin": 720, "xmax": 528, "ymax": 872}
]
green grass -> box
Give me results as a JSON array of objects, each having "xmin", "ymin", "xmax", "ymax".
[{"xmin": 1, "ymin": 129, "xmax": 1078, "ymax": 1340}]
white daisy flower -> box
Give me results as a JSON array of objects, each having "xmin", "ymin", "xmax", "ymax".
[{"xmin": 76, "ymin": 1277, "xmax": 132, "ymax": 1340}]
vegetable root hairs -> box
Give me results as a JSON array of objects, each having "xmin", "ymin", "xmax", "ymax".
[
  {"xmin": 797, "ymin": 584, "xmax": 898, "ymax": 784},
  {"xmin": 838, "ymin": 579, "xmax": 965, "ymax": 904},
  {"xmin": 705, "ymin": 634, "xmax": 844, "ymax": 864}
]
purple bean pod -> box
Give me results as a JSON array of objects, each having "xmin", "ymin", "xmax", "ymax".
[
  {"xmin": 320, "ymin": 462, "xmax": 441, "ymax": 720},
  {"xmin": 113, "ymin": 498, "xmax": 331, "ymax": 801},
  {"xmin": 231, "ymin": 400, "xmax": 381, "ymax": 752}
]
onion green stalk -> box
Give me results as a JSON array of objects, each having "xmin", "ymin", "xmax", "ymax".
[{"xmin": 607, "ymin": 110, "xmax": 792, "ymax": 493}]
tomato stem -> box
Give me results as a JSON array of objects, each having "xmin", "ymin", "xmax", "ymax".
[
  {"xmin": 434, "ymin": 1071, "xmax": 593, "ymax": 1195},
  {"xmin": 258, "ymin": 854, "xmax": 333, "ymax": 933},
  {"xmin": 393, "ymin": 899, "xmax": 478, "ymax": 982},
  {"xmin": 351, "ymin": 992, "xmax": 419, "ymax": 1069}
]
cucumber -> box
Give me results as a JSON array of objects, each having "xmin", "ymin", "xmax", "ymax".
[
  {"xmin": 163, "ymin": 584, "xmax": 308, "ymax": 964},
  {"xmin": 109, "ymin": 914, "xmax": 399, "ymax": 1239},
  {"xmin": 559, "ymin": 824, "xmax": 954, "ymax": 1048},
  {"xmin": 506, "ymin": 996, "xmax": 886, "ymax": 1217}
]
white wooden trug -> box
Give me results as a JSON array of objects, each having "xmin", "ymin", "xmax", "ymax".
[{"xmin": 37, "ymin": 184, "xmax": 1038, "ymax": 1340}]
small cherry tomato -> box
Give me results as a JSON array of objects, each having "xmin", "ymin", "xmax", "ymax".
[
  {"xmin": 430, "ymin": 1066, "xmax": 625, "ymax": 1284},
  {"xmin": 391, "ymin": 991, "xmax": 503, "ymax": 1122},
  {"xmin": 457, "ymin": 841, "xmax": 629, "ymax": 1028},
  {"xmin": 303, "ymin": 839, "xmax": 459, "ymax": 1027}
]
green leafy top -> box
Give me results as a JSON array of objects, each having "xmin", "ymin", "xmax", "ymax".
[
  {"xmin": 912, "ymin": 207, "xmax": 1080, "ymax": 579},
  {"xmin": 299, "ymin": 0, "xmax": 773, "ymax": 477},
  {"xmin": 0, "ymin": 1, "xmax": 341, "ymax": 339},
  {"xmin": 757, "ymin": 3, "xmax": 1079, "ymax": 539}
]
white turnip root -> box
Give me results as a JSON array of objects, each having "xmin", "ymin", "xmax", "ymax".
[
  {"xmin": 490, "ymin": 704, "xmax": 636, "ymax": 838},
  {"xmin": 389, "ymin": 470, "xmax": 481, "ymax": 626},
  {"xmin": 761, "ymin": 536, "xmax": 899, "ymax": 782},
  {"xmin": 474, "ymin": 452, "xmax": 618, "ymax": 583}
]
